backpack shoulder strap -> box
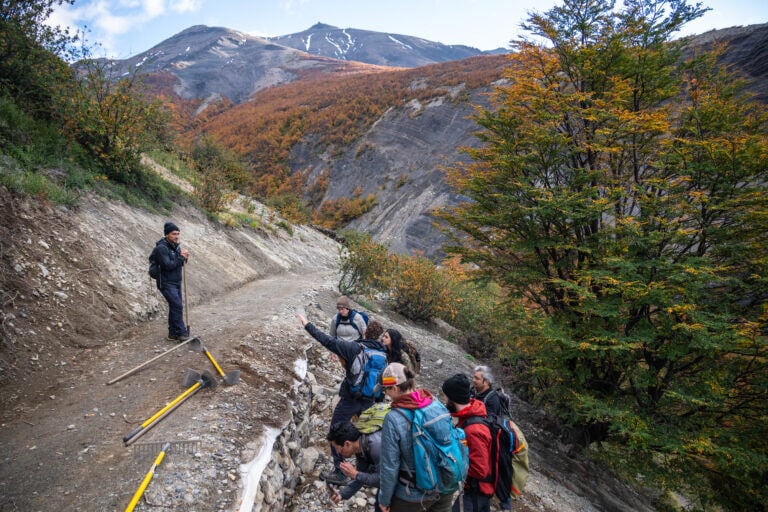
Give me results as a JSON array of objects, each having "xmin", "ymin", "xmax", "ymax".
[
  {"xmin": 335, "ymin": 310, "xmax": 364, "ymax": 336},
  {"xmin": 463, "ymin": 415, "xmax": 486, "ymax": 427},
  {"xmin": 393, "ymin": 407, "xmax": 412, "ymax": 424},
  {"xmin": 349, "ymin": 310, "xmax": 364, "ymax": 335}
]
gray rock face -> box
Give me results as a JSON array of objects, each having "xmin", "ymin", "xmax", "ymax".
[
  {"xmin": 293, "ymin": 24, "xmax": 768, "ymax": 260},
  {"xmin": 294, "ymin": 86, "xmax": 492, "ymax": 259},
  {"xmin": 686, "ymin": 23, "xmax": 768, "ymax": 100},
  {"xmin": 270, "ymin": 22, "xmax": 486, "ymax": 67}
]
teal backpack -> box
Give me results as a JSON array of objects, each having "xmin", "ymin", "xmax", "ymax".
[
  {"xmin": 348, "ymin": 340, "xmax": 387, "ymax": 400},
  {"xmin": 395, "ymin": 402, "xmax": 469, "ymax": 495}
]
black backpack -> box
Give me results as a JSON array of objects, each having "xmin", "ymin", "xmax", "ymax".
[
  {"xmin": 148, "ymin": 246, "xmax": 161, "ymax": 284},
  {"xmin": 464, "ymin": 414, "xmax": 529, "ymax": 501},
  {"xmin": 483, "ymin": 387, "xmax": 512, "ymax": 418}
]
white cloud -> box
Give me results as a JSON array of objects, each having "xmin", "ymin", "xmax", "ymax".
[
  {"xmin": 142, "ymin": 0, "xmax": 167, "ymax": 18},
  {"xmin": 280, "ymin": 0, "xmax": 311, "ymax": 15},
  {"xmin": 171, "ymin": 0, "xmax": 204, "ymax": 13},
  {"xmin": 47, "ymin": 0, "xmax": 205, "ymax": 58}
]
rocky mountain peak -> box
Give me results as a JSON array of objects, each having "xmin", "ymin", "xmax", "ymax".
[{"xmin": 309, "ymin": 22, "xmax": 338, "ymax": 30}]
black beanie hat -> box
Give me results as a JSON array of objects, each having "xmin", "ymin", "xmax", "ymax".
[
  {"xmin": 442, "ymin": 373, "xmax": 471, "ymax": 405},
  {"xmin": 164, "ymin": 222, "xmax": 180, "ymax": 235}
]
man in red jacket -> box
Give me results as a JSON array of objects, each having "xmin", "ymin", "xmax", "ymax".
[{"xmin": 442, "ymin": 373, "xmax": 493, "ymax": 512}]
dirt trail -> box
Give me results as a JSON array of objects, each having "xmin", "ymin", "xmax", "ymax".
[{"xmin": 0, "ymin": 267, "xmax": 336, "ymax": 511}]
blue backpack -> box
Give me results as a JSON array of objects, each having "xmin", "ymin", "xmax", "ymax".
[
  {"xmin": 335, "ymin": 309, "xmax": 369, "ymax": 337},
  {"xmin": 348, "ymin": 340, "xmax": 387, "ymax": 400},
  {"xmin": 394, "ymin": 402, "xmax": 469, "ymax": 495}
]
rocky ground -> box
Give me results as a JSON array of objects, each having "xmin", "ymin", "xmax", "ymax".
[{"xmin": 0, "ymin": 174, "xmax": 657, "ymax": 511}]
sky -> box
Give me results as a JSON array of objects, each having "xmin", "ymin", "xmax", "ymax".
[{"xmin": 48, "ymin": 0, "xmax": 768, "ymax": 60}]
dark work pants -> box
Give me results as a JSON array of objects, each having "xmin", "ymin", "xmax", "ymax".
[
  {"xmin": 160, "ymin": 282, "xmax": 187, "ymax": 337},
  {"xmin": 390, "ymin": 492, "xmax": 455, "ymax": 512},
  {"xmin": 452, "ymin": 491, "xmax": 491, "ymax": 512},
  {"xmin": 329, "ymin": 397, "xmax": 373, "ymax": 470}
]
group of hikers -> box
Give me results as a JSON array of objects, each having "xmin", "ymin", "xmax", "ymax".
[
  {"xmin": 148, "ymin": 221, "xmax": 525, "ymax": 511},
  {"xmin": 297, "ymin": 296, "xmax": 523, "ymax": 512}
]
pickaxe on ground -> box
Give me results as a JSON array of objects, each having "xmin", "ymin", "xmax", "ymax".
[
  {"xmin": 122, "ymin": 369, "xmax": 217, "ymax": 446},
  {"xmin": 195, "ymin": 341, "xmax": 240, "ymax": 386}
]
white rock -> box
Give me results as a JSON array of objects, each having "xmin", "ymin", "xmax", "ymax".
[{"xmin": 298, "ymin": 447, "xmax": 321, "ymax": 474}]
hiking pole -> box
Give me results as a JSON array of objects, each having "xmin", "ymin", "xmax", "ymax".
[
  {"xmin": 183, "ymin": 264, "xmax": 190, "ymax": 336},
  {"xmin": 107, "ymin": 338, "xmax": 202, "ymax": 385},
  {"xmin": 124, "ymin": 442, "xmax": 170, "ymax": 512},
  {"xmin": 123, "ymin": 369, "xmax": 217, "ymax": 446}
]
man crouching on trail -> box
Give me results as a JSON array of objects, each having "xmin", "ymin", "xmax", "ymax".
[
  {"xmin": 296, "ymin": 312, "xmax": 387, "ymax": 487},
  {"xmin": 326, "ymin": 421, "xmax": 382, "ymax": 508}
]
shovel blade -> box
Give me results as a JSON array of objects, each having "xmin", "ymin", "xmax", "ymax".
[
  {"xmin": 187, "ymin": 337, "xmax": 204, "ymax": 353},
  {"xmin": 182, "ymin": 368, "xmax": 202, "ymax": 387},
  {"xmin": 222, "ymin": 370, "xmax": 240, "ymax": 386},
  {"xmin": 200, "ymin": 370, "xmax": 218, "ymax": 389}
]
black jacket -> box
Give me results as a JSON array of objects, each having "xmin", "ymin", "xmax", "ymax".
[
  {"xmin": 304, "ymin": 323, "xmax": 385, "ymax": 401},
  {"xmin": 154, "ymin": 237, "xmax": 186, "ymax": 285},
  {"xmin": 474, "ymin": 387, "xmax": 505, "ymax": 418}
]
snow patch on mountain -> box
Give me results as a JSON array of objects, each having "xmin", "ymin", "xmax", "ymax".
[{"xmin": 388, "ymin": 35, "xmax": 413, "ymax": 50}]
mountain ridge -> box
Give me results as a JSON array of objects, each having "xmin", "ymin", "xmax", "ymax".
[
  {"xmin": 268, "ymin": 22, "xmax": 488, "ymax": 67},
  {"xmin": 99, "ymin": 25, "xmax": 389, "ymax": 104}
]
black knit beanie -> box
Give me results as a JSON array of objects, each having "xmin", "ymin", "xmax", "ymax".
[
  {"xmin": 442, "ymin": 373, "xmax": 471, "ymax": 404},
  {"xmin": 164, "ymin": 222, "xmax": 180, "ymax": 235}
]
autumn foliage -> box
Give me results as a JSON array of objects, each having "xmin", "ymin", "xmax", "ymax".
[{"xmin": 174, "ymin": 55, "xmax": 509, "ymax": 223}]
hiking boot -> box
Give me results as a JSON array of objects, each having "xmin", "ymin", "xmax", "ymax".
[
  {"xmin": 319, "ymin": 469, "xmax": 349, "ymax": 486},
  {"xmin": 167, "ymin": 334, "xmax": 188, "ymax": 342}
]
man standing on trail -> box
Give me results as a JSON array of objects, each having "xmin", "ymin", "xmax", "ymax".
[
  {"xmin": 443, "ymin": 373, "xmax": 493, "ymax": 512},
  {"xmin": 329, "ymin": 295, "xmax": 367, "ymax": 342},
  {"xmin": 153, "ymin": 222, "xmax": 190, "ymax": 341},
  {"xmin": 471, "ymin": 366, "xmax": 504, "ymax": 418}
]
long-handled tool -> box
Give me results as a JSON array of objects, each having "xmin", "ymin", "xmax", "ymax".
[
  {"xmin": 183, "ymin": 264, "xmax": 190, "ymax": 336},
  {"xmin": 198, "ymin": 342, "xmax": 240, "ymax": 386},
  {"xmin": 123, "ymin": 369, "xmax": 216, "ymax": 446},
  {"xmin": 107, "ymin": 337, "xmax": 203, "ymax": 385},
  {"xmin": 124, "ymin": 442, "xmax": 170, "ymax": 512}
]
